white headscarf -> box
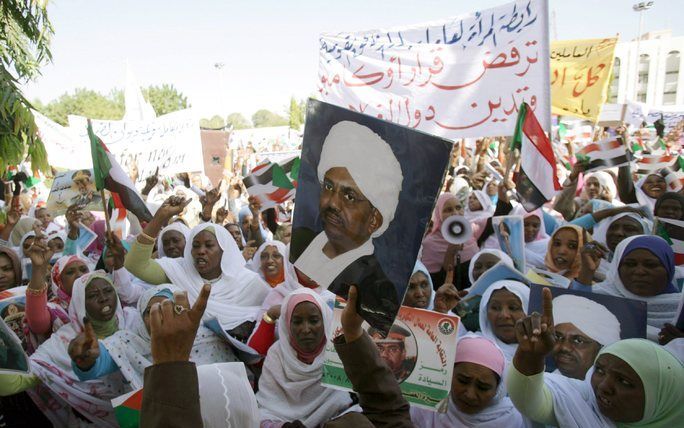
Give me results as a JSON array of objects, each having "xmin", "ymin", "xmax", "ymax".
[
  {"xmin": 411, "ymin": 260, "xmax": 435, "ymax": 310},
  {"xmin": 592, "ymin": 212, "xmax": 652, "ymax": 251},
  {"xmin": 467, "ymin": 249, "xmax": 515, "ymax": 284},
  {"xmin": 594, "ymin": 235, "xmax": 681, "ymax": 340},
  {"xmin": 102, "ymin": 284, "xmax": 237, "ymax": 390},
  {"xmin": 156, "ymin": 222, "xmax": 191, "ymax": 258},
  {"xmin": 478, "ymin": 280, "xmax": 530, "ymax": 362},
  {"xmin": 317, "ymin": 120, "xmax": 403, "ymax": 238},
  {"xmin": 248, "ymin": 240, "xmax": 288, "ymax": 280},
  {"xmin": 635, "ymin": 174, "xmax": 661, "ymax": 212},
  {"xmin": 465, "ymin": 190, "xmax": 495, "ymax": 221},
  {"xmin": 29, "ymin": 272, "xmax": 137, "ymax": 428},
  {"xmin": 198, "ymin": 363, "xmax": 260, "ymax": 428},
  {"xmin": 156, "ymin": 223, "xmax": 270, "ymax": 331},
  {"xmin": 256, "ymin": 288, "xmax": 352, "ymax": 426},
  {"xmin": 552, "ymin": 294, "xmax": 621, "ymax": 346},
  {"xmin": 584, "ymin": 171, "xmax": 617, "ymax": 202},
  {"xmin": 17, "ymin": 230, "xmax": 36, "ymax": 259}
]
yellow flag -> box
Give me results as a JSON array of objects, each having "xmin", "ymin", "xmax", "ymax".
[{"xmin": 550, "ymin": 38, "xmax": 618, "ymax": 122}]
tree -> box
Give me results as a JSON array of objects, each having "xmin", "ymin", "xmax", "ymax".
[
  {"xmin": 199, "ymin": 115, "xmax": 226, "ymax": 130},
  {"xmin": 226, "ymin": 112, "xmax": 251, "ymax": 130},
  {"xmin": 252, "ymin": 109, "xmax": 288, "ymax": 128},
  {"xmin": 41, "ymin": 88, "xmax": 124, "ymax": 125},
  {"xmin": 288, "ymin": 96, "xmax": 306, "ymax": 130},
  {"xmin": 0, "ymin": 0, "xmax": 54, "ymax": 174},
  {"xmin": 142, "ymin": 84, "xmax": 188, "ymax": 116}
]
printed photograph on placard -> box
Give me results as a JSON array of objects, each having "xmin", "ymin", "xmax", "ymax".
[
  {"xmin": 47, "ymin": 169, "xmax": 104, "ymax": 216},
  {"xmin": 322, "ymin": 300, "xmax": 460, "ymax": 410},
  {"xmin": 492, "ymin": 215, "xmax": 525, "ymax": 273},
  {"xmin": 290, "ymin": 99, "xmax": 452, "ymax": 334},
  {"xmin": 0, "ymin": 316, "xmax": 29, "ymax": 374},
  {"xmin": 528, "ymin": 284, "xmax": 647, "ymax": 380}
]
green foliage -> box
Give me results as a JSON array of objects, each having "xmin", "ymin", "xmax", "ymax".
[
  {"xmin": 199, "ymin": 115, "xmax": 226, "ymax": 130},
  {"xmin": 226, "ymin": 112, "xmax": 251, "ymax": 130},
  {"xmin": 288, "ymin": 96, "xmax": 305, "ymax": 130},
  {"xmin": 142, "ymin": 84, "xmax": 188, "ymax": 116},
  {"xmin": 41, "ymin": 88, "xmax": 124, "ymax": 125},
  {"xmin": 252, "ymin": 109, "xmax": 288, "ymax": 128},
  {"xmin": 0, "ymin": 0, "xmax": 54, "ymax": 174}
]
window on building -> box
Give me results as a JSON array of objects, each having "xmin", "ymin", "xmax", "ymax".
[
  {"xmin": 663, "ymin": 51, "xmax": 680, "ymax": 105},
  {"xmin": 637, "ymin": 54, "xmax": 649, "ymax": 103},
  {"xmin": 609, "ymin": 57, "xmax": 620, "ymax": 103}
]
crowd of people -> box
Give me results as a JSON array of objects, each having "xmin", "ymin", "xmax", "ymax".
[{"xmin": 0, "ymin": 121, "xmax": 683, "ymax": 428}]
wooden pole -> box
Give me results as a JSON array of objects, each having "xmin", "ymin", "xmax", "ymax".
[{"xmin": 100, "ymin": 190, "xmax": 111, "ymax": 235}]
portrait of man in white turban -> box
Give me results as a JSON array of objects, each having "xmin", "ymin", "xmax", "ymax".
[
  {"xmin": 551, "ymin": 294, "xmax": 622, "ymax": 380},
  {"xmin": 294, "ymin": 120, "xmax": 404, "ymax": 332}
]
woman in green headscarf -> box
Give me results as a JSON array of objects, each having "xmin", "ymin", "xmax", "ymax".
[{"xmin": 507, "ymin": 288, "xmax": 684, "ymax": 427}]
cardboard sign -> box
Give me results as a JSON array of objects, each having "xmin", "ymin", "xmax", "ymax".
[{"xmin": 47, "ymin": 169, "xmax": 105, "ymax": 216}]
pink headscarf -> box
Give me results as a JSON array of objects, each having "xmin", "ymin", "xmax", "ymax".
[
  {"xmin": 50, "ymin": 255, "xmax": 90, "ymax": 307},
  {"xmin": 455, "ymin": 335, "xmax": 505, "ymax": 377},
  {"xmin": 285, "ymin": 293, "xmax": 326, "ymax": 364},
  {"xmin": 421, "ymin": 193, "xmax": 482, "ymax": 272}
]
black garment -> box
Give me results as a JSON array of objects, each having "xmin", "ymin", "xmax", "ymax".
[
  {"xmin": 0, "ymin": 393, "xmax": 52, "ymax": 428},
  {"xmin": 429, "ymin": 259, "xmax": 471, "ymax": 291},
  {"xmin": 328, "ymin": 254, "xmax": 399, "ymax": 335}
]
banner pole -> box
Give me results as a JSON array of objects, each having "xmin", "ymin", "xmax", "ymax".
[{"xmin": 100, "ymin": 190, "xmax": 112, "ymax": 235}]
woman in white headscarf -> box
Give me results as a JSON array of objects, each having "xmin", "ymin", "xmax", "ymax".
[
  {"xmin": 156, "ymin": 222, "xmax": 190, "ymax": 259},
  {"xmin": 197, "ymin": 363, "xmax": 260, "ymax": 428},
  {"xmin": 248, "ymin": 240, "xmax": 288, "ymax": 288},
  {"xmin": 465, "ymin": 190, "xmax": 495, "ymax": 222},
  {"xmin": 467, "ymin": 249, "xmax": 514, "ymax": 285},
  {"xmin": 402, "ymin": 261, "xmax": 435, "ymax": 310},
  {"xmin": 582, "ymin": 171, "xmax": 617, "ymax": 203},
  {"xmin": 591, "ymin": 212, "xmax": 652, "ymax": 280},
  {"xmin": 478, "ymin": 280, "xmax": 529, "ymax": 362},
  {"xmin": 257, "ymin": 288, "xmax": 353, "ymax": 427},
  {"xmin": 410, "ymin": 334, "xmax": 527, "ymax": 428},
  {"xmin": 125, "ymin": 196, "xmax": 270, "ymax": 341}
]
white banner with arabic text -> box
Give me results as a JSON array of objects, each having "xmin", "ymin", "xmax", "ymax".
[{"xmin": 318, "ymin": 0, "xmax": 550, "ymax": 139}]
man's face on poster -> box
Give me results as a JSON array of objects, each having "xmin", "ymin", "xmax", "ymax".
[
  {"xmin": 552, "ymin": 322, "xmax": 602, "ymax": 380},
  {"xmin": 376, "ymin": 340, "xmax": 406, "ymax": 377},
  {"xmin": 319, "ymin": 167, "xmax": 383, "ymax": 254}
]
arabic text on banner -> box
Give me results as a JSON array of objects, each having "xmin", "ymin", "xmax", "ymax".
[
  {"xmin": 318, "ymin": 0, "xmax": 551, "ymax": 139},
  {"xmin": 550, "ymin": 37, "xmax": 618, "ymax": 121},
  {"xmin": 67, "ymin": 109, "xmax": 205, "ymax": 186}
]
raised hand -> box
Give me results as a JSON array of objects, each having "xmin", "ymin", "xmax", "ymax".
[
  {"xmin": 514, "ymin": 287, "xmax": 555, "ymax": 357},
  {"xmin": 155, "ymin": 195, "xmax": 191, "ymax": 221},
  {"xmin": 68, "ymin": 318, "xmax": 100, "ymax": 370},
  {"xmin": 150, "ymin": 284, "xmax": 211, "ymax": 364},
  {"xmin": 142, "ymin": 167, "xmax": 160, "ymax": 195},
  {"xmin": 248, "ymin": 196, "xmax": 262, "ymax": 216},
  {"xmin": 105, "ymin": 232, "xmax": 126, "ymax": 270},
  {"xmin": 215, "ymin": 207, "xmax": 229, "ymax": 225},
  {"xmin": 65, "ymin": 204, "xmax": 83, "ymax": 230},
  {"xmin": 341, "ymin": 285, "xmax": 364, "ymax": 343},
  {"xmin": 199, "ymin": 184, "xmax": 221, "ymax": 208},
  {"xmin": 25, "ymin": 225, "xmax": 54, "ymax": 268},
  {"xmin": 433, "ymin": 283, "xmax": 468, "ymax": 314}
]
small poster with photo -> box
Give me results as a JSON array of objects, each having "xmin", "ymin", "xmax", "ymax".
[
  {"xmin": 47, "ymin": 169, "xmax": 106, "ymax": 216},
  {"xmin": 322, "ymin": 300, "xmax": 459, "ymax": 411},
  {"xmin": 0, "ymin": 317, "xmax": 29, "ymax": 374},
  {"xmin": 492, "ymin": 215, "xmax": 526, "ymax": 273},
  {"xmin": 528, "ymin": 284, "xmax": 647, "ymax": 378},
  {"xmin": 289, "ymin": 99, "xmax": 452, "ymax": 334}
]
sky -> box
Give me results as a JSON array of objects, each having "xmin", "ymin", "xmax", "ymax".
[{"xmin": 22, "ymin": 0, "xmax": 683, "ymax": 120}]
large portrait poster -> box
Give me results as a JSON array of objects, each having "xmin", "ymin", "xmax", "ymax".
[
  {"xmin": 290, "ymin": 99, "xmax": 452, "ymax": 333},
  {"xmin": 322, "ymin": 301, "xmax": 460, "ymax": 410},
  {"xmin": 46, "ymin": 169, "xmax": 106, "ymax": 216}
]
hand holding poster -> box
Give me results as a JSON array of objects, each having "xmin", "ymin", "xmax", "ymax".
[
  {"xmin": 318, "ymin": 0, "xmax": 551, "ymax": 139},
  {"xmin": 492, "ymin": 216, "xmax": 525, "ymax": 272},
  {"xmin": 290, "ymin": 99, "xmax": 451, "ymax": 334},
  {"xmin": 322, "ymin": 301, "xmax": 460, "ymax": 410},
  {"xmin": 550, "ymin": 38, "xmax": 618, "ymax": 121}
]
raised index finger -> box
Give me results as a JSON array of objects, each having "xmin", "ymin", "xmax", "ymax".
[
  {"xmin": 541, "ymin": 287, "xmax": 554, "ymax": 326},
  {"xmin": 189, "ymin": 284, "xmax": 211, "ymax": 324}
]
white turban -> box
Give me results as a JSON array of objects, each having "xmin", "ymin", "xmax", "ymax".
[
  {"xmin": 317, "ymin": 120, "xmax": 403, "ymax": 237},
  {"xmin": 553, "ymin": 294, "xmax": 621, "ymax": 346}
]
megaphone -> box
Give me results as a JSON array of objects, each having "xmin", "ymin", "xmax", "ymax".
[{"xmin": 440, "ymin": 215, "xmax": 473, "ymax": 245}]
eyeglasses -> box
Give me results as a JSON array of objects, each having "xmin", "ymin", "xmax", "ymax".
[
  {"xmin": 554, "ymin": 332, "xmax": 597, "ymax": 348},
  {"xmin": 320, "ymin": 180, "xmax": 371, "ymax": 206}
]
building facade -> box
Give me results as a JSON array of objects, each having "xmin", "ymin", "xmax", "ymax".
[{"xmin": 609, "ymin": 30, "xmax": 683, "ymax": 107}]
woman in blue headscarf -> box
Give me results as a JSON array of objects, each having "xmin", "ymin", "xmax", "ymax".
[{"xmin": 577, "ymin": 235, "xmax": 682, "ymax": 341}]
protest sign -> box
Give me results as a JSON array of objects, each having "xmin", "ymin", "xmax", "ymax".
[
  {"xmin": 68, "ymin": 109, "xmax": 205, "ymax": 187},
  {"xmin": 46, "ymin": 169, "xmax": 105, "ymax": 216},
  {"xmin": 33, "ymin": 111, "xmax": 90, "ymax": 169},
  {"xmin": 550, "ymin": 37, "xmax": 618, "ymax": 121},
  {"xmin": 318, "ymin": 0, "xmax": 551, "ymax": 139},
  {"xmin": 290, "ymin": 100, "xmax": 451, "ymax": 334},
  {"xmin": 528, "ymin": 284, "xmax": 647, "ymax": 376},
  {"xmin": 492, "ymin": 215, "xmax": 526, "ymax": 272},
  {"xmin": 322, "ymin": 301, "xmax": 460, "ymax": 410},
  {"xmin": 0, "ymin": 317, "xmax": 29, "ymax": 374}
]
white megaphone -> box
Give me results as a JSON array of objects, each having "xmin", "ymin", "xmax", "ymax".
[{"xmin": 441, "ymin": 215, "xmax": 473, "ymax": 245}]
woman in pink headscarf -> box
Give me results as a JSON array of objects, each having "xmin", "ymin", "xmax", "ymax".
[
  {"xmin": 410, "ymin": 334, "xmax": 527, "ymax": 427},
  {"xmin": 421, "ymin": 193, "xmax": 486, "ymax": 290}
]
